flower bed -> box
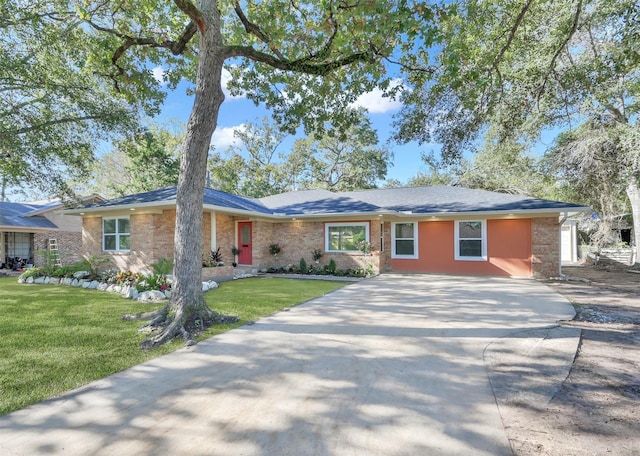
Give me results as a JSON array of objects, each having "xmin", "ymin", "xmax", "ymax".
[{"xmin": 17, "ymin": 268, "xmax": 220, "ymax": 302}]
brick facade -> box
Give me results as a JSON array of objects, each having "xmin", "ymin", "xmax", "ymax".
[
  {"xmin": 531, "ymin": 216, "xmax": 561, "ymax": 278},
  {"xmin": 33, "ymin": 231, "xmax": 83, "ymax": 267},
  {"xmin": 246, "ymin": 219, "xmax": 383, "ymax": 274},
  {"xmin": 81, "ymin": 210, "xmax": 561, "ymax": 278}
]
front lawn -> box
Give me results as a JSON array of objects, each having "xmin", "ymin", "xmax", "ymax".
[{"xmin": 0, "ymin": 276, "xmax": 345, "ymax": 416}]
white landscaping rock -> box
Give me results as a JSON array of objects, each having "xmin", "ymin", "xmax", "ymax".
[
  {"xmin": 34, "ymin": 277, "xmax": 45, "ymax": 284},
  {"xmin": 122, "ymin": 287, "xmax": 138, "ymax": 299},
  {"xmin": 44, "ymin": 277, "xmax": 51, "ymax": 284},
  {"xmin": 71, "ymin": 279, "xmax": 80, "ymax": 287},
  {"xmin": 98, "ymin": 283, "xmax": 109, "ymax": 291},
  {"xmin": 89, "ymin": 280, "xmax": 100, "ymax": 289},
  {"xmin": 26, "ymin": 277, "xmax": 34, "ymax": 284},
  {"xmin": 138, "ymin": 290, "xmax": 167, "ymax": 302},
  {"xmin": 82, "ymin": 281, "xmax": 91, "ymax": 289},
  {"xmin": 73, "ymin": 271, "xmax": 90, "ymax": 279}
]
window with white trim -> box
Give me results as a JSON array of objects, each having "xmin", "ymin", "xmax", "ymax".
[
  {"xmin": 103, "ymin": 217, "xmax": 131, "ymax": 251},
  {"xmin": 325, "ymin": 222, "xmax": 369, "ymax": 252},
  {"xmin": 455, "ymin": 220, "xmax": 487, "ymax": 260},
  {"xmin": 392, "ymin": 222, "xmax": 418, "ymax": 258}
]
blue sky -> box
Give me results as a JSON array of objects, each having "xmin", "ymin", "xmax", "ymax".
[{"xmin": 156, "ymin": 70, "xmax": 434, "ymax": 184}]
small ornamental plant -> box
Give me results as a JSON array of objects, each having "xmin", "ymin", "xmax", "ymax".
[
  {"xmin": 311, "ymin": 248, "xmax": 323, "ymax": 263},
  {"xmin": 231, "ymin": 246, "xmax": 241, "ymax": 266},
  {"xmin": 356, "ymin": 240, "xmax": 373, "ymax": 255},
  {"xmin": 115, "ymin": 270, "xmax": 142, "ymax": 286},
  {"xmin": 204, "ymin": 248, "xmax": 223, "ymax": 267},
  {"xmin": 269, "ymin": 243, "xmax": 282, "ymax": 256}
]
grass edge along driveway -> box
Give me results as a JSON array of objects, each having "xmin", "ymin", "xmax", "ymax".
[{"xmin": 0, "ymin": 276, "xmax": 346, "ymax": 416}]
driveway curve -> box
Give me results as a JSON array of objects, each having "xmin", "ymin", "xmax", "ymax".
[{"xmin": 0, "ymin": 274, "xmax": 579, "ymax": 455}]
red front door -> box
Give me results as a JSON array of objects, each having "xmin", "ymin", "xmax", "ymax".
[{"xmin": 237, "ymin": 222, "xmax": 252, "ymax": 265}]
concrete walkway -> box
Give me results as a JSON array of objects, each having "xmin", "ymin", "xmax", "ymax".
[{"xmin": 0, "ymin": 274, "xmax": 580, "ymax": 455}]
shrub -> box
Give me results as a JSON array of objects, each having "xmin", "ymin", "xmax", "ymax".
[
  {"xmin": 203, "ymin": 249, "xmax": 223, "ymax": 267},
  {"xmin": 135, "ymin": 273, "xmax": 171, "ymax": 292},
  {"xmin": 299, "ymin": 257, "xmax": 307, "ymax": 273},
  {"xmin": 18, "ymin": 267, "xmax": 44, "ymax": 280},
  {"xmin": 311, "ymin": 248, "xmax": 323, "ymax": 262},
  {"xmin": 327, "ymin": 259, "xmax": 337, "ymax": 274},
  {"xmin": 115, "ymin": 270, "xmax": 142, "ymax": 286},
  {"xmin": 152, "ymin": 257, "xmax": 174, "ymax": 275},
  {"xmin": 80, "ymin": 254, "xmax": 110, "ymax": 277},
  {"xmin": 269, "ymin": 243, "xmax": 282, "ymax": 256}
]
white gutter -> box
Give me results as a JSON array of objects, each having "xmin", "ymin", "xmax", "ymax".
[{"xmin": 391, "ymin": 206, "xmax": 591, "ymax": 219}]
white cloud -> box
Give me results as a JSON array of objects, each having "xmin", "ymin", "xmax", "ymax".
[
  {"xmin": 221, "ymin": 68, "xmax": 246, "ymax": 100},
  {"xmin": 351, "ymin": 78, "xmax": 404, "ymax": 114},
  {"xmin": 210, "ymin": 124, "xmax": 246, "ymax": 149},
  {"xmin": 151, "ymin": 66, "xmax": 166, "ymax": 85}
]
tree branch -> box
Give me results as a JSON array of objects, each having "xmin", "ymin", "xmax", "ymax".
[
  {"xmin": 4, "ymin": 115, "xmax": 106, "ymax": 137},
  {"xmin": 491, "ymin": 0, "xmax": 536, "ymax": 72},
  {"xmin": 224, "ymin": 45, "xmax": 376, "ymax": 75},
  {"xmin": 232, "ymin": 1, "xmax": 285, "ymax": 60},
  {"xmin": 537, "ymin": 0, "xmax": 583, "ymax": 101},
  {"xmin": 83, "ymin": 10, "xmax": 198, "ymax": 90}
]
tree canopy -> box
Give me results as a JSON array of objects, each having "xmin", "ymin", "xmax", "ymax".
[
  {"xmin": 0, "ymin": 1, "xmax": 147, "ymax": 200},
  {"xmin": 291, "ymin": 110, "xmax": 392, "ymax": 191},
  {"xmin": 78, "ymin": 124, "xmax": 182, "ymax": 198}
]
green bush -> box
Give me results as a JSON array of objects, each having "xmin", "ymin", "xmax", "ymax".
[
  {"xmin": 299, "ymin": 257, "xmax": 307, "ymax": 273},
  {"xmin": 152, "ymin": 257, "xmax": 174, "ymax": 275},
  {"xmin": 18, "ymin": 267, "xmax": 44, "ymax": 280},
  {"xmin": 328, "ymin": 259, "xmax": 337, "ymax": 274}
]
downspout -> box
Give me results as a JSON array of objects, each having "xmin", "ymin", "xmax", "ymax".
[{"xmin": 558, "ymin": 212, "xmax": 569, "ymax": 279}]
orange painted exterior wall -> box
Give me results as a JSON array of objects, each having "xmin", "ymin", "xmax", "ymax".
[{"xmin": 391, "ymin": 219, "xmax": 532, "ymax": 277}]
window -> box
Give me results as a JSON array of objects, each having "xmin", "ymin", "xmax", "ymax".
[
  {"xmin": 325, "ymin": 222, "xmax": 369, "ymax": 252},
  {"xmin": 455, "ymin": 220, "xmax": 486, "ymax": 260},
  {"xmin": 103, "ymin": 217, "xmax": 130, "ymax": 251},
  {"xmin": 392, "ymin": 222, "xmax": 418, "ymax": 258}
]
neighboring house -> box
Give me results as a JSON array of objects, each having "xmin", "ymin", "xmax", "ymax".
[
  {"xmin": 65, "ymin": 186, "xmax": 589, "ymax": 278},
  {"xmin": 0, "ymin": 196, "xmax": 103, "ymax": 270}
]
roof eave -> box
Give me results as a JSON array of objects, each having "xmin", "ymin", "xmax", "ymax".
[
  {"xmin": 64, "ymin": 199, "xmax": 177, "ymax": 215},
  {"xmin": 0, "ymin": 225, "xmax": 59, "ymax": 232},
  {"xmin": 397, "ymin": 206, "xmax": 591, "ymax": 218}
]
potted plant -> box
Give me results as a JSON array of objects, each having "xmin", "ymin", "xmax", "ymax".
[
  {"xmin": 311, "ymin": 248, "xmax": 324, "ymax": 263},
  {"xmin": 268, "ymin": 243, "xmax": 282, "ymax": 257},
  {"xmin": 231, "ymin": 246, "xmax": 241, "ymax": 267}
]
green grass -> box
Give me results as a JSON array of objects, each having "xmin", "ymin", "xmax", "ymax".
[{"xmin": 0, "ymin": 276, "xmax": 345, "ymax": 416}]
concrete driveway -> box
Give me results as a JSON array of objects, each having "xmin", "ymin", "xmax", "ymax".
[{"xmin": 0, "ymin": 274, "xmax": 579, "ymax": 455}]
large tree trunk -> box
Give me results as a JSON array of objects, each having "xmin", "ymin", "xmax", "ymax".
[
  {"xmin": 627, "ymin": 178, "xmax": 640, "ymax": 266},
  {"xmin": 134, "ymin": 2, "xmax": 237, "ymax": 349}
]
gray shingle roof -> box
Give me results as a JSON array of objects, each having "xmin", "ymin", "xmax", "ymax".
[
  {"xmin": 0, "ymin": 202, "xmax": 58, "ymax": 229},
  {"xmin": 70, "ymin": 185, "xmax": 587, "ymax": 217},
  {"xmin": 75, "ymin": 187, "xmax": 273, "ymax": 214},
  {"xmin": 340, "ymin": 186, "xmax": 585, "ymax": 214},
  {"xmin": 78, "ymin": 187, "xmax": 178, "ymax": 209},
  {"xmin": 259, "ymin": 189, "xmax": 383, "ymax": 215}
]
